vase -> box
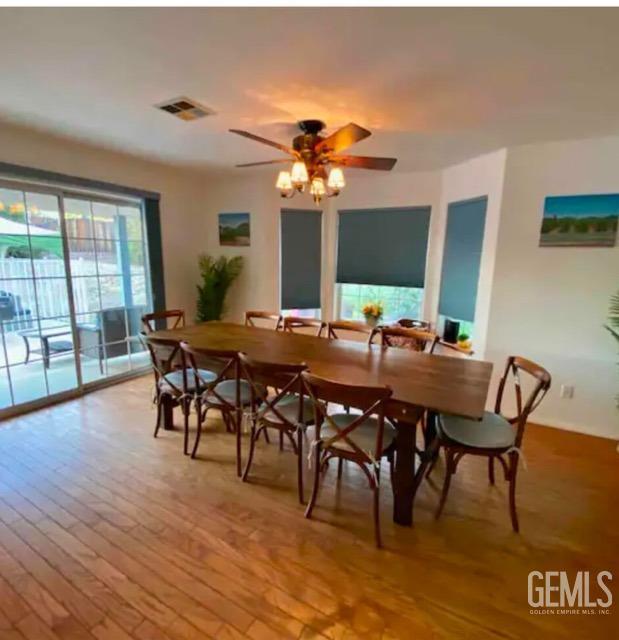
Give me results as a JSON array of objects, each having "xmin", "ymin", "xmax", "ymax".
[{"xmin": 365, "ymin": 315, "xmax": 382, "ymax": 328}]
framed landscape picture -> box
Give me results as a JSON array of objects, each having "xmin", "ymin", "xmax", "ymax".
[
  {"xmin": 219, "ymin": 212, "xmax": 250, "ymax": 246},
  {"xmin": 540, "ymin": 194, "xmax": 619, "ymax": 247}
]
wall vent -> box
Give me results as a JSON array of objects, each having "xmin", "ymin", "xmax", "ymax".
[{"xmin": 154, "ymin": 97, "xmax": 215, "ymax": 121}]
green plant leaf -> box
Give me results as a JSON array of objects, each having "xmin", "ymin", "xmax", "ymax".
[{"xmin": 196, "ymin": 253, "xmax": 244, "ymax": 322}]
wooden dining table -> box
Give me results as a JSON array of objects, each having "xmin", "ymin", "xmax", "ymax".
[{"xmin": 149, "ymin": 321, "xmax": 493, "ymax": 527}]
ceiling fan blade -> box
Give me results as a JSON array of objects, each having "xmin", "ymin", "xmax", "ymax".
[
  {"xmin": 229, "ymin": 129, "xmax": 296, "ymax": 156},
  {"xmin": 330, "ymin": 155, "xmax": 397, "ymax": 171},
  {"xmin": 235, "ymin": 159, "xmax": 291, "ymax": 168},
  {"xmin": 316, "ymin": 123, "xmax": 371, "ymax": 154}
]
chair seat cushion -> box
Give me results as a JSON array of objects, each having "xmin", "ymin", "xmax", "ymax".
[
  {"xmin": 320, "ymin": 413, "xmax": 395, "ymax": 454},
  {"xmin": 438, "ymin": 411, "xmax": 516, "ymax": 449},
  {"xmin": 261, "ymin": 394, "xmax": 315, "ymax": 425},
  {"xmin": 159, "ymin": 368, "xmax": 217, "ymax": 393},
  {"xmin": 207, "ymin": 379, "xmax": 266, "ymax": 407}
]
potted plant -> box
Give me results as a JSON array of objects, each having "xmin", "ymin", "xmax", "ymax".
[
  {"xmin": 362, "ymin": 301, "xmax": 384, "ymax": 327},
  {"xmin": 457, "ymin": 332, "xmax": 472, "ymax": 350},
  {"xmin": 196, "ymin": 254, "xmax": 243, "ymax": 322}
]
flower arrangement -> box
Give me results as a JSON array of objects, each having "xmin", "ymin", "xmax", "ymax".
[{"xmin": 362, "ymin": 301, "xmax": 384, "ymax": 326}]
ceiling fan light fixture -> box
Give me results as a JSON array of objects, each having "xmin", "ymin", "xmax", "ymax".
[
  {"xmin": 310, "ymin": 176, "xmax": 326, "ymax": 204},
  {"xmin": 276, "ymin": 170, "xmax": 293, "ymax": 191},
  {"xmin": 291, "ymin": 161, "xmax": 309, "ymax": 186},
  {"xmin": 327, "ymin": 167, "xmax": 346, "ymax": 190}
]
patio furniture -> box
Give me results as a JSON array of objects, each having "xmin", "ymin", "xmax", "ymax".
[{"xmin": 18, "ymin": 324, "xmax": 74, "ymax": 368}]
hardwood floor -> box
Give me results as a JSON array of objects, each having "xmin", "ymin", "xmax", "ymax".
[{"xmin": 0, "ymin": 375, "xmax": 616, "ymax": 639}]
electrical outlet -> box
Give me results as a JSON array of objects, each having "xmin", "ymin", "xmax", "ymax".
[{"xmin": 560, "ymin": 385, "xmax": 574, "ymax": 399}]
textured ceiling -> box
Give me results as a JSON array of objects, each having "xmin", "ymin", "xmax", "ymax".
[{"xmin": 0, "ymin": 7, "xmax": 618, "ymax": 172}]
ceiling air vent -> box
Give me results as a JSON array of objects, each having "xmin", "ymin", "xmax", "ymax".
[{"xmin": 155, "ymin": 97, "xmax": 215, "ymax": 121}]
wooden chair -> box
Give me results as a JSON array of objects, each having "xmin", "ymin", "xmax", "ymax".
[
  {"xmin": 431, "ymin": 356, "xmax": 551, "ymax": 532},
  {"xmin": 142, "ymin": 309, "xmax": 185, "ymax": 333},
  {"xmin": 244, "ymin": 310, "xmax": 283, "ymax": 331},
  {"xmin": 327, "ymin": 320, "xmax": 372, "ymax": 343},
  {"xmin": 302, "ymin": 371, "xmax": 395, "ymax": 548},
  {"xmin": 283, "ymin": 316, "xmax": 326, "ymax": 337},
  {"xmin": 370, "ymin": 325, "xmax": 439, "ymax": 353},
  {"xmin": 144, "ymin": 335, "xmax": 217, "ymax": 454},
  {"xmin": 180, "ymin": 341, "xmax": 266, "ymax": 475},
  {"xmin": 239, "ymin": 354, "xmax": 315, "ymax": 503}
]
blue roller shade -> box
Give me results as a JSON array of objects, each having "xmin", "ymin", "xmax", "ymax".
[
  {"xmin": 438, "ymin": 196, "xmax": 488, "ymax": 322},
  {"xmin": 336, "ymin": 207, "xmax": 431, "ymax": 287},
  {"xmin": 281, "ymin": 208, "xmax": 322, "ymax": 309}
]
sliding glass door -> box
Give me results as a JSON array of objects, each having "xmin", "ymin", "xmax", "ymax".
[
  {"xmin": 0, "ymin": 179, "xmax": 152, "ymax": 414},
  {"xmin": 65, "ymin": 195, "xmax": 151, "ymax": 383}
]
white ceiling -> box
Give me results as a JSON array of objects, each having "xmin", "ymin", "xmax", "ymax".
[{"xmin": 1, "ymin": 7, "xmax": 619, "ymax": 172}]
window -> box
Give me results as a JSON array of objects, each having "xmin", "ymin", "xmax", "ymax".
[
  {"xmin": 337, "ymin": 283, "xmax": 423, "ymax": 323},
  {"xmin": 281, "ymin": 308, "xmax": 320, "ymax": 319},
  {"xmin": 280, "ymin": 208, "xmax": 322, "ymax": 315},
  {"xmin": 0, "ymin": 180, "xmax": 155, "ymax": 414},
  {"xmin": 335, "ymin": 207, "xmax": 431, "ymax": 324}
]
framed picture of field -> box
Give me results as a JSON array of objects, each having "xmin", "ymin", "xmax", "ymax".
[
  {"xmin": 540, "ymin": 194, "xmax": 619, "ymax": 247},
  {"xmin": 219, "ymin": 212, "xmax": 250, "ymax": 246}
]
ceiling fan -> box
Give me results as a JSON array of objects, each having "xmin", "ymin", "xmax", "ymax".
[{"xmin": 229, "ymin": 120, "xmax": 397, "ymax": 204}]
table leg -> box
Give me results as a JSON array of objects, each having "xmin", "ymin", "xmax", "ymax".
[
  {"xmin": 21, "ymin": 335, "xmax": 30, "ymax": 364},
  {"xmin": 162, "ymin": 396, "xmax": 175, "ymax": 430},
  {"xmin": 393, "ymin": 413, "xmax": 421, "ymax": 526},
  {"xmin": 411, "ymin": 411, "xmax": 440, "ymax": 497},
  {"xmin": 41, "ymin": 337, "xmax": 50, "ymax": 369}
]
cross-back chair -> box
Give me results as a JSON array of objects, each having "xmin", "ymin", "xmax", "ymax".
[
  {"xmin": 144, "ymin": 335, "xmax": 217, "ymax": 452},
  {"xmin": 142, "ymin": 309, "xmax": 185, "ymax": 333},
  {"xmin": 326, "ymin": 320, "xmax": 373, "ymax": 343},
  {"xmin": 370, "ymin": 325, "xmax": 439, "ymax": 352},
  {"xmin": 239, "ymin": 354, "xmax": 315, "ymax": 503},
  {"xmin": 431, "ymin": 355, "xmax": 551, "ymax": 532},
  {"xmin": 180, "ymin": 341, "xmax": 266, "ymax": 474},
  {"xmin": 282, "ymin": 316, "xmax": 326, "ymax": 337},
  {"xmin": 245, "ymin": 310, "xmax": 283, "ymax": 331},
  {"xmin": 302, "ymin": 371, "xmax": 395, "ymax": 548}
]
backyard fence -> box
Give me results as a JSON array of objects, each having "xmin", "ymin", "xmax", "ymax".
[{"xmin": 0, "ymin": 258, "xmax": 92, "ymax": 330}]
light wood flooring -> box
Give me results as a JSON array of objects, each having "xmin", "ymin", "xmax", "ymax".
[{"xmin": 0, "ymin": 375, "xmax": 617, "ymax": 639}]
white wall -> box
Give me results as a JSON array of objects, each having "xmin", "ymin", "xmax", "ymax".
[
  {"xmin": 2, "ymin": 119, "xmax": 616, "ymax": 439},
  {"xmin": 0, "ymin": 121, "xmax": 205, "ymax": 316},
  {"xmin": 486, "ymin": 136, "xmax": 619, "ymax": 439},
  {"xmin": 199, "ymin": 169, "xmax": 444, "ymax": 323}
]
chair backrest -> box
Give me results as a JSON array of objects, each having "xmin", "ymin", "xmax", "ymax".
[
  {"xmin": 302, "ymin": 371, "xmax": 393, "ymax": 462},
  {"xmin": 239, "ymin": 353, "xmax": 307, "ymax": 423},
  {"xmin": 495, "ymin": 356, "xmax": 551, "ymax": 447},
  {"xmin": 283, "ymin": 316, "xmax": 326, "ymax": 337},
  {"xmin": 396, "ymin": 318, "xmax": 431, "ymax": 330},
  {"xmin": 142, "ymin": 309, "xmax": 185, "ymax": 333},
  {"xmin": 245, "ymin": 310, "xmax": 283, "ymax": 331},
  {"xmin": 143, "ymin": 335, "xmax": 183, "ymax": 394},
  {"xmin": 180, "ymin": 341, "xmax": 241, "ymax": 406},
  {"xmin": 371, "ymin": 326, "xmax": 439, "ymax": 353},
  {"xmin": 327, "ymin": 320, "xmax": 372, "ymax": 342}
]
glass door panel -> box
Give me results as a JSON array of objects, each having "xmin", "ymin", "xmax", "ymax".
[
  {"xmin": 0, "ymin": 185, "xmax": 79, "ymax": 411},
  {"xmin": 66, "ymin": 197, "xmax": 151, "ymax": 385}
]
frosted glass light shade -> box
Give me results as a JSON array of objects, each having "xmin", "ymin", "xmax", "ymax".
[
  {"xmin": 276, "ymin": 171, "xmax": 293, "ymax": 190},
  {"xmin": 327, "ymin": 167, "xmax": 345, "ymax": 189},
  {"xmin": 291, "ymin": 161, "xmax": 309, "ymax": 185}
]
